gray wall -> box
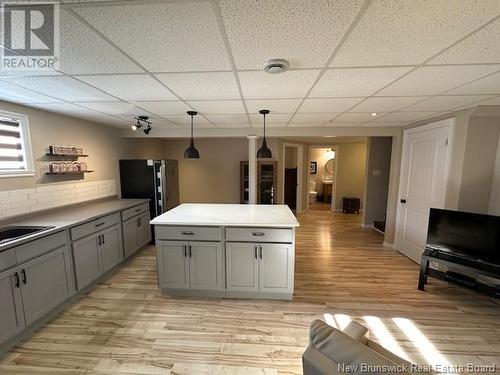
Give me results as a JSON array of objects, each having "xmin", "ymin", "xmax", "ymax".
[{"xmin": 363, "ymin": 137, "xmax": 392, "ymax": 225}]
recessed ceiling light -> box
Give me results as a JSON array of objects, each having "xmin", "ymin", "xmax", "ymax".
[
  {"xmin": 371, "ymin": 112, "xmax": 378, "ymax": 117},
  {"xmin": 262, "ymin": 58, "xmax": 289, "ymax": 74}
]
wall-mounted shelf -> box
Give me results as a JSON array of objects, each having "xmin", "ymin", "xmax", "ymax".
[
  {"xmin": 45, "ymin": 171, "xmax": 94, "ymax": 175},
  {"xmin": 46, "ymin": 153, "xmax": 89, "ymax": 157}
]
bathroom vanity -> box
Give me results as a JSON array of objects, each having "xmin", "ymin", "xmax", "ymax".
[{"xmin": 150, "ymin": 203, "xmax": 299, "ymax": 300}]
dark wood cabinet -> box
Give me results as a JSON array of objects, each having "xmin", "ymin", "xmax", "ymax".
[
  {"xmin": 342, "ymin": 197, "xmax": 360, "ymax": 214},
  {"xmin": 240, "ymin": 161, "xmax": 277, "ymax": 204}
]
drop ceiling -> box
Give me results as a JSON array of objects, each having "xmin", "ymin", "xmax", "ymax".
[{"xmin": 1, "ymin": 0, "xmax": 499, "ymax": 131}]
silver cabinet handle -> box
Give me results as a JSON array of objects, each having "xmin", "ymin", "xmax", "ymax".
[
  {"xmin": 183, "ymin": 245, "xmax": 187, "ymax": 258},
  {"xmin": 181, "ymin": 231, "xmax": 194, "ymax": 236},
  {"xmin": 97, "ymin": 235, "xmax": 101, "ymax": 246},
  {"xmin": 259, "ymin": 246, "xmax": 263, "ymax": 260},
  {"xmin": 252, "ymin": 232, "xmax": 265, "ymax": 237},
  {"xmin": 254, "ymin": 246, "xmax": 258, "ymax": 259},
  {"xmin": 189, "ymin": 245, "xmax": 192, "ymax": 258},
  {"xmin": 95, "ymin": 222, "xmax": 105, "ymax": 228},
  {"xmin": 101, "ymin": 234, "xmax": 105, "ymax": 245}
]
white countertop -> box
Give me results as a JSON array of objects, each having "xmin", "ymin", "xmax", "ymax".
[
  {"xmin": 150, "ymin": 204, "xmax": 299, "ymax": 228},
  {"xmin": 0, "ymin": 198, "xmax": 149, "ymax": 252}
]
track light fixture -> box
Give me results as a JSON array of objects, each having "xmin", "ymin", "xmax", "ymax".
[{"xmin": 132, "ymin": 116, "xmax": 152, "ymax": 135}]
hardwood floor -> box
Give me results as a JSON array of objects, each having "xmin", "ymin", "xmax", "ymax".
[{"xmin": 1, "ymin": 209, "xmax": 499, "ymax": 374}]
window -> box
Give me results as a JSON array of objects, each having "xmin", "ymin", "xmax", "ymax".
[{"xmin": 0, "ymin": 110, "xmax": 34, "ymax": 177}]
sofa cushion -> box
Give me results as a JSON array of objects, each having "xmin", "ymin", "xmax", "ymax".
[
  {"xmin": 343, "ymin": 320, "xmax": 369, "ymax": 344},
  {"xmin": 309, "ymin": 320, "xmax": 410, "ymax": 375}
]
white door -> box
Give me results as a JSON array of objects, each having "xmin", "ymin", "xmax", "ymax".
[{"xmin": 396, "ymin": 120, "xmax": 452, "ymax": 264}]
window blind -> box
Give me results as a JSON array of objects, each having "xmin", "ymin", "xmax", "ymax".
[{"xmin": 0, "ymin": 117, "xmax": 26, "ymax": 171}]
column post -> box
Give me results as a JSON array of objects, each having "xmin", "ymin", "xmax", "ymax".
[{"xmin": 247, "ymin": 135, "xmax": 258, "ymax": 204}]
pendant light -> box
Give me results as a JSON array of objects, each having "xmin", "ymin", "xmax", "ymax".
[
  {"xmin": 184, "ymin": 111, "xmax": 200, "ymax": 159},
  {"xmin": 257, "ymin": 109, "xmax": 272, "ymax": 158}
]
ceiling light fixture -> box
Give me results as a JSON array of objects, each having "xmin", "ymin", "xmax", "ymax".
[
  {"xmin": 133, "ymin": 116, "xmax": 152, "ymax": 135},
  {"xmin": 257, "ymin": 109, "xmax": 272, "ymax": 159},
  {"xmin": 184, "ymin": 111, "xmax": 200, "ymax": 159},
  {"xmin": 262, "ymin": 58, "xmax": 289, "ymax": 74},
  {"xmin": 371, "ymin": 112, "xmax": 378, "ymax": 117}
]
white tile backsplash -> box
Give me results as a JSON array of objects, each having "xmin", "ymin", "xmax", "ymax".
[{"xmin": 0, "ymin": 179, "xmax": 116, "ymax": 219}]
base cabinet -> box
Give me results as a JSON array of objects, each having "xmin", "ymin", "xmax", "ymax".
[
  {"xmin": 157, "ymin": 241, "xmax": 223, "ymax": 291},
  {"xmin": 123, "ymin": 212, "xmax": 151, "ymax": 259},
  {"xmin": 0, "ymin": 269, "xmax": 24, "ymax": 343},
  {"xmin": 72, "ymin": 224, "xmax": 123, "ymax": 290},
  {"xmin": 226, "ymin": 243, "xmax": 293, "ymax": 294}
]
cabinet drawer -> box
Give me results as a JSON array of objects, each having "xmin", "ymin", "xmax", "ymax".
[
  {"xmin": 122, "ymin": 203, "xmax": 149, "ymax": 222},
  {"xmin": 155, "ymin": 226, "xmax": 221, "ymax": 241},
  {"xmin": 0, "ymin": 248, "xmax": 16, "ymax": 272},
  {"xmin": 15, "ymin": 231, "xmax": 68, "ymax": 264},
  {"xmin": 71, "ymin": 213, "xmax": 120, "ymax": 241},
  {"xmin": 226, "ymin": 227, "xmax": 293, "ymax": 243}
]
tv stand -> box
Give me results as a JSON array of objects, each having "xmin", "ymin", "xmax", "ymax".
[{"xmin": 419, "ymin": 248, "xmax": 500, "ymax": 291}]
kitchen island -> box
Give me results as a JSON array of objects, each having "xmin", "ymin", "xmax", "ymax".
[{"xmin": 150, "ymin": 203, "xmax": 299, "ymax": 300}]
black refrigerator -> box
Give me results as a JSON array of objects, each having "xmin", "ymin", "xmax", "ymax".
[{"xmin": 119, "ymin": 159, "xmax": 179, "ymax": 220}]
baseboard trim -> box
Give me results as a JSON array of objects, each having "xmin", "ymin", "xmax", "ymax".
[{"xmin": 383, "ymin": 241, "xmax": 396, "ymax": 249}]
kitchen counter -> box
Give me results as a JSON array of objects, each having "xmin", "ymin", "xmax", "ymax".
[
  {"xmin": 150, "ymin": 203, "xmax": 299, "ymax": 228},
  {"xmin": 0, "ymin": 198, "xmax": 149, "ymax": 252}
]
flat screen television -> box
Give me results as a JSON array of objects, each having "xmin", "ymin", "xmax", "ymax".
[{"xmin": 426, "ymin": 208, "xmax": 500, "ymax": 265}]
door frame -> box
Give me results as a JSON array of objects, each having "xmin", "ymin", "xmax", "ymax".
[
  {"xmin": 306, "ymin": 144, "xmax": 338, "ymax": 212},
  {"xmin": 394, "ymin": 118, "xmax": 455, "ymax": 263},
  {"xmin": 281, "ymin": 143, "xmax": 304, "ymax": 213}
]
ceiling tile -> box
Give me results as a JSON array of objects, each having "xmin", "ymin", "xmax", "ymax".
[
  {"xmin": 59, "ymin": 9, "xmax": 141, "ymax": 74},
  {"xmin": 77, "ymin": 75, "xmax": 176, "ymax": 101},
  {"xmin": 27, "ymin": 103, "xmax": 104, "ymax": 117},
  {"xmin": 250, "ymin": 113, "xmax": 293, "ymax": 125},
  {"xmin": 75, "ymin": 102, "xmax": 152, "ymax": 117},
  {"xmin": 324, "ymin": 121, "xmax": 362, "ymax": 127},
  {"xmin": 335, "ymin": 112, "xmax": 388, "ymax": 122},
  {"xmin": 331, "ymin": 0, "xmax": 500, "ymax": 66},
  {"xmin": 245, "ymin": 99, "xmax": 301, "ymax": 114},
  {"xmin": 374, "ymin": 111, "xmax": 445, "ymax": 122},
  {"xmin": 360, "ymin": 121, "xmax": 405, "ymax": 127},
  {"xmin": 299, "ymin": 98, "xmax": 364, "ymax": 113},
  {"xmin": 446, "ymin": 70, "xmax": 500, "ymax": 95},
  {"xmin": 290, "ymin": 113, "xmax": 337, "ymax": 123},
  {"xmin": 140, "ymin": 119, "xmax": 178, "ymax": 129},
  {"xmin": 288, "ymin": 121, "xmax": 325, "ymax": 128},
  {"xmin": 218, "ymin": 0, "xmax": 364, "ymax": 69},
  {"xmin": 402, "ymin": 95, "xmax": 495, "ymax": 111},
  {"xmin": 239, "ymin": 70, "xmax": 319, "ymax": 99},
  {"xmin": 377, "ymin": 65, "xmax": 500, "ymax": 96},
  {"xmin": 131, "ymin": 101, "xmax": 192, "ymax": 116},
  {"xmin": 3, "ymin": 76, "xmax": 115, "ymax": 102},
  {"xmin": 350, "ymin": 96, "xmax": 427, "ymax": 112},
  {"xmin": 0, "ymin": 81, "xmax": 61, "ymax": 104},
  {"xmin": 188, "ymin": 100, "xmax": 245, "ymax": 114},
  {"xmin": 161, "ymin": 115, "xmax": 213, "ymax": 128},
  {"xmin": 74, "ymin": 1, "xmax": 231, "ymax": 72},
  {"xmin": 430, "ymin": 18, "xmax": 500, "ymax": 64},
  {"xmin": 476, "ymin": 96, "xmax": 500, "ymax": 105},
  {"xmin": 310, "ymin": 67, "xmax": 411, "ymax": 97},
  {"xmin": 214, "ymin": 122, "xmax": 250, "ymax": 128},
  {"xmin": 156, "ymin": 72, "xmax": 240, "ymax": 100},
  {"xmin": 206, "ymin": 114, "xmax": 250, "ymax": 125}
]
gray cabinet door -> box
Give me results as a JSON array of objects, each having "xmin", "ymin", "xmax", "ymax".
[
  {"xmin": 123, "ymin": 217, "xmax": 138, "ymax": 259},
  {"xmin": 100, "ymin": 225, "xmax": 123, "ymax": 273},
  {"xmin": 226, "ymin": 243, "xmax": 259, "ymax": 292},
  {"xmin": 0, "ymin": 268, "xmax": 24, "ymax": 343},
  {"xmin": 259, "ymin": 244, "xmax": 292, "ymax": 293},
  {"xmin": 19, "ymin": 246, "xmax": 70, "ymax": 325},
  {"xmin": 157, "ymin": 241, "xmax": 189, "ymax": 289},
  {"xmin": 189, "ymin": 242, "xmax": 223, "ymax": 290},
  {"xmin": 137, "ymin": 212, "xmax": 152, "ymax": 249},
  {"xmin": 73, "ymin": 233, "xmax": 101, "ymax": 290}
]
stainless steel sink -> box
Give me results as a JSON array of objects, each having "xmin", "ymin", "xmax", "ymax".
[{"xmin": 0, "ymin": 226, "xmax": 55, "ymax": 245}]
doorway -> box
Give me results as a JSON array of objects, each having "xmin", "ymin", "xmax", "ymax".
[
  {"xmin": 395, "ymin": 119, "xmax": 454, "ymax": 264},
  {"xmin": 282, "ymin": 143, "xmax": 303, "ymax": 212},
  {"xmin": 308, "ymin": 146, "xmax": 337, "ymax": 211}
]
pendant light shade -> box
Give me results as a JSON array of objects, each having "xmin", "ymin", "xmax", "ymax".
[
  {"xmin": 184, "ymin": 111, "xmax": 200, "ymax": 159},
  {"xmin": 257, "ymin": 109, "xmax": 272, "ymax": 159}
]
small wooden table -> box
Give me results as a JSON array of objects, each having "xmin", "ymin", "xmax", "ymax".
[
  {"xmin": 322, "ymin": 182, "xmax": 333, "ymax": 203},
  {"xmin": 342, "ymin": 197, "xmax": 360, "ymax": 214}
]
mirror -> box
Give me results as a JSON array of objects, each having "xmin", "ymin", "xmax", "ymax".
[{"xmin": 325, "ymin": 158, "xmax": 335, "ymax": 174}]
